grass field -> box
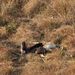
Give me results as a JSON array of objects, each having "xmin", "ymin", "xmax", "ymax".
[{"xmin": 0, "ymin": 0, "xmax": 75, "ymax": 75}]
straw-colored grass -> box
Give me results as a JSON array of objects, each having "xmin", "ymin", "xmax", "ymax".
[{"xmin": 0, "ymin": 0, "xmax": 75, "ymax": 75}]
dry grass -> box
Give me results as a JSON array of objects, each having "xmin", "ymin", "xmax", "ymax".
[
  {"xmin": 22, "ymin": 0, "xmax": 46, "ymax": 17},
  {"xmin": 0, "ymin": 27, "xmax": 6, "ymax": 37},
  {"xmin": 0, "ymin": 44, "xmax": 7, "ymax": 61},
  {"xmin": 0, "ymin": 61, "xmax": 12, "ymax": 75},
  {"xmin": 0, "ymin": 0, "xmax": 75, "ymax": 75}
]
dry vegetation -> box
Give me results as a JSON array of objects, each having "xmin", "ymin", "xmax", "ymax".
[{"xmin": 0, "ymin": 0, "xmax": 75, "ymax": 75}]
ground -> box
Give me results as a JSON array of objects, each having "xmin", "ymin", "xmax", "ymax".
[{"xmin": 0, "ymin": 0, "xmax": 75, "ymax": 75}]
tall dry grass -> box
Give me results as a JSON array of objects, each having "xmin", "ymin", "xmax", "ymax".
[
  {"xmin": 22, "ymin": 0, "xmax": 47, "ymax": 17},
  {"xmin": 0, "ymin": 0, "xmax": 75, "ymax": 75}
]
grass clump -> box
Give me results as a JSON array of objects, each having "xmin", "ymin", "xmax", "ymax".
[
  {"xmin": 22, "ymin": 0, "xmax": 47, "ymax": 17},
  {"xmin": 6, "ymin": 68, "xmax": 13, "ymax": 75},
  {"xmin": 6, "ymin": 68, "xmax": 22, "ymax": 75},
  {"xmin": 6, "ymin": 22, "xmax": 17, "ymax": 35},
  {"xmin": 60, "ymin": 51, "xmax": 65, "ymax": 58},
  {"xmin": 6, "ymin": 25, "xmax": 16, "ymax": 33},
  {"xmin": 54, "ymin": 35, "xmax": 63, "ymax": 44}
]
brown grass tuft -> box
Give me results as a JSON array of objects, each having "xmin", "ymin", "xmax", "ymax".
[
  {"xmin": 0, "ymin": 44, "xmax": 7, "ymax": 61},
  {"xmin": 22, "ymin": 0, "xmax": 46, "ymax": 17}
]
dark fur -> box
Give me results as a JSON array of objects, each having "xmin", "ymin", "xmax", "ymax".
[
  {"xmin": 21, "ymin": 41, "xmax": 43, "ymax": 54},
  {"xmin": 27, "ymin": 43, "xmax": 43, "ymax": 53},
  {"xmin": 35, "ymin": 47, "xmax": 46, "ymax": 55},
  {"xmin": 22, "ymin": 41, "xmax": 27, "ymax": 52},
  {"xmin": 56, "ymin": 45, "xmax": 61, "ymax": 48}
]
